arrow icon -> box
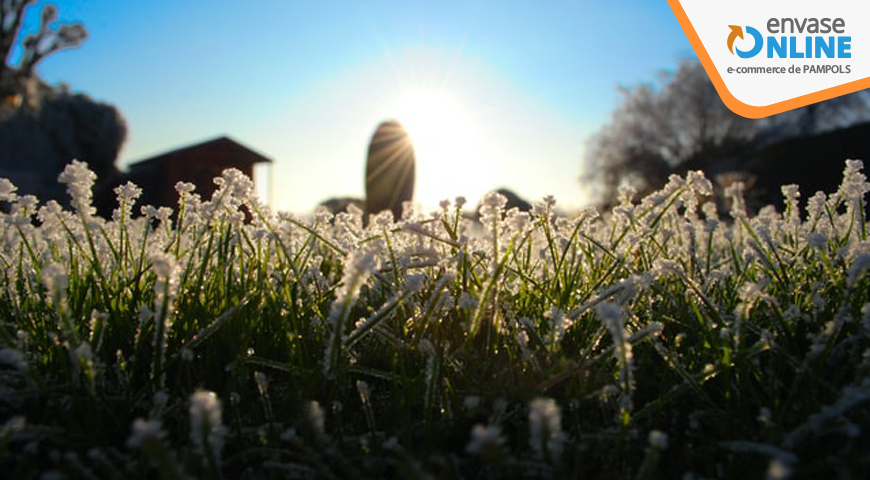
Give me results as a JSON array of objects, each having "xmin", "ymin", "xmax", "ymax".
[{"xmin": 727, "ymin": 25, "xmax": 743, "ymax": 54}]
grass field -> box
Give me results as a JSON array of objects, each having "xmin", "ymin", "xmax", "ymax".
[{"xmin": 1, "ymin": 160, "xmax": 869, "ymax": 479}]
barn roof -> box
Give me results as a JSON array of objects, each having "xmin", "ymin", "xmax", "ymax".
[{"xmin": 129, "ymin": 135, "xmax": 273, "ymax": 170}]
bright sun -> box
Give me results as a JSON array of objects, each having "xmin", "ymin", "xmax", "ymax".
[{"xmin": 389, "ymin": 88, "xmax": 495, "ymax": 210}]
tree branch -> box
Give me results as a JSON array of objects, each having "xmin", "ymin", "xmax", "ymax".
[
  {"xmin": 18, "ymin": 4, "xmax": 86, "ymax": 75},
  {"xmin": 0, "ymin": 0, "xmax": 32, "ymax": 70}
]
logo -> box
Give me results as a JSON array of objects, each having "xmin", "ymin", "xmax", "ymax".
[
  {"xmin": 727, "ymin": 25, "xmax": 763, "ymax": 58},
  {"xmin": 667, "ymin": 0, "xmax": 870, "ymax": 119},
  {"xmin": 726, "ymin": 19, "xmax": 851, "ymax": 59}
]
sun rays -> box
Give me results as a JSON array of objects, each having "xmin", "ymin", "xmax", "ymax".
[
  {"xmin": 365, "ymin": 120, "xmax": 416, "ymax": 219},
  {"xmin": 388, "ymin": 86, "xmax": 494, "ymax": 209}
]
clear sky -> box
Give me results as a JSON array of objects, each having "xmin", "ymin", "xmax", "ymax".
[{"xmin": 18, "ymin": 0, "xmax": 694, "ymax": 213}]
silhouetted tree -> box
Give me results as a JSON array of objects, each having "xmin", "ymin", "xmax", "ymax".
[
  {"xmin": 583, "ymin": 59, "xmax": 870, "ymax": 208},
  {"xmin": 1, "ymin": 2, "xmax": 86, "ymax": 98},
  {"xmin": 0, "ymin": 0, "xmax": 125, "ymax": 208},
  {"xmin": 365, "ymin": 120, "xmax": 415, "ymax": 220}
]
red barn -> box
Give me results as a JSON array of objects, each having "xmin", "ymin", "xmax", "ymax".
[{"xmin": 126, "ymin": 136, "xmax": 272, "ymax": 209}]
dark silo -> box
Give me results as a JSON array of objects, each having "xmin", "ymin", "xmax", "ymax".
[{"xmin": 365, "ymin": 120, "xmax": 415, "ymax": 221}]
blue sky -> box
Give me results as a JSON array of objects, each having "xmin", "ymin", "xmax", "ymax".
[{"xmin": 18, "ymin": 0, "xmax": 694, "ymax": 212}]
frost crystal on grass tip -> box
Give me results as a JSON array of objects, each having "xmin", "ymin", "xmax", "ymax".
[
  {"xmin": 217, "ymin": 168, "xmax": 254, "ymax": 200},
  {"xmin": 371, "ymin": 210, "xmax": 393, "ymax": 229},
  {"xmin": 404, "ymin": 273, "xmax": 425, "ymax": 294},
  {"xmin": 529, "ymin": 397, "xmax": 565, "ymax": 459},
  {"xmin": 189, "ymin": 390, "xmax": 226, "ymax": 459},
  {"xmin": 466, "ymin": 424, "xmax": 506, "ymax": 456},
  {"xmin": 507, "ymin": 209, "xmax": 531, "ymax": 233},
  {"xmin": 545, "ymin": 306, "xmax": 572, "ymax": 343},
  {"xmin": 57, "ymin": 160, "xmax": 97, "ymax": 217},
  {"xmin": 839, "ymin": 160, "xmax": 869, "ymax": 199},
  {"xmin": 651, "ymin": 259, "xmax": 681, "ymax": 278},
  {"xmin": 175, "ymin": 181, "xmax": 196, "ymax": 194},
  {"xmin": 331, "ymin": 251, "xmax": 375, "ymax": 314},
  {"xmin": 686, "ymin": 170, "xmax": 713, "ymax": 197},
  {"xmin": 41, "ymin": 263, "xmax": 68, "ymax": 303},
  {"xmin": 766, "ymin": 458, "xmax": 792, "ymax": 480},
  {"xmin": 725, "ymin": 181, "xmax": 747, "ymax": 219},
  {"xmin": 254, "ymin": 371, "xmax": 269, "ymax": 395},
  {"xmin": 847, "ymin": 254, "xmax": 870, "ymax": 287},
  {"xmin": 479, "ymin": 190, "xmax": 507, "ymax": 225},
  {"xmin": 781, "ymin": 184, "xmax": 800, "ymax": 209},
  {"xmin": 127, "ymin": 418, "xmax": 165, "ymax": 449},
  {"xmin": 597, "ymin": 302, "xmax": 625, "ymax": 328},
  {"xmin": 307, "ymin": 400, "xmax": 325, "ymax": 439},
  {"xmin": 114, "ymin": 181, "xmax": 142, "ymax": 204},
  {"xmin": 0, "ymin": 177, "xmax": 17, "ymax": 202},
  {"xmin": 597, "ymin": 302, "xmax": 634, "ymax": 414},
  {"xmin": 148, "ymin": 252, "xmax": 180, "ymax": 304}
]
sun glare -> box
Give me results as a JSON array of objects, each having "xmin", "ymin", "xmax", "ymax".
[{"xmin": 390, "ymin": 88, "xmax": 495, "ymax": 210}]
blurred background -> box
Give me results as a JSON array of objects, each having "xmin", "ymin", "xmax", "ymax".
[{"xmin": 1, "ymin": 0, "xmax": 868, "ymax": 216}]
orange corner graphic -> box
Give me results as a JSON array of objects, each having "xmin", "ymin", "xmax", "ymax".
[{"xmin": 667, "ymin": 0, "xmax": 870, "ymax": 119}]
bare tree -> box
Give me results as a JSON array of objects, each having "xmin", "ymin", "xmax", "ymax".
[
  {"xmin": 365, "ymin": 120, "xmax": 415, "ymax": 220},
  {"xmin": 0, "ymin": 1, "xmax": 30, "ymax": 68},
  {"xmin": 0, "ymin": 0, "xmax": 125, "ymax": 210},
  {"xmin": 1, "ymin": 1, "xmax": 86, "ymax": 98},
  {"xmin": 18, "ymin": 4, "xmax": 86, "ymax": 75},
  {"xmin": 583, "ymin": 59, "xmax": 870, "ymax": 208}
]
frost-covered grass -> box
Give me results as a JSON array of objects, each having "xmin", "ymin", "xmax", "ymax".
[{"xmin": 1, "ymin": 160, "xmax": 870, "ymax": 479}]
